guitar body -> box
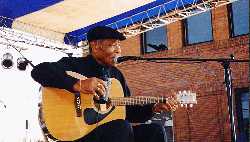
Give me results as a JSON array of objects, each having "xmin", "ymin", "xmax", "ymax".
[{"xmin": 41, "ymin": 78, "xmax": 126, "ymax": 141}]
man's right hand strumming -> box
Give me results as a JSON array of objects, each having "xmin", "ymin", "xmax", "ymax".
[{"xmin": 73, "ymin": 77, "xmax": 106, "ymax": 99}]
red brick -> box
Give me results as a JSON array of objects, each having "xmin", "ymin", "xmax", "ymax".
[{"xmin": 117, "ymin": 5, "xmax": 249, "ymax": 142}]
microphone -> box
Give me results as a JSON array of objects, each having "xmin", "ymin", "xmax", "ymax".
[{"xmin": 114, "ymin": 56, "xmax": 141, "ymax": 63}]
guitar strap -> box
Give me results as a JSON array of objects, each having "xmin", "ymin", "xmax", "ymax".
[{"xmin": 74, "ymin": 92, "xmax": 82, "ymax": 117}]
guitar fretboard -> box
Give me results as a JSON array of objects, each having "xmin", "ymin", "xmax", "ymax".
[{"xmin": 110, "ymin": 96, "xmax": 168, "ymax": 106}]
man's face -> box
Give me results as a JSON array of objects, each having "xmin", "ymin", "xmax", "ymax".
[{"xmin": 90, "ymin": 39, "xmax": 121, "ymax": 66}]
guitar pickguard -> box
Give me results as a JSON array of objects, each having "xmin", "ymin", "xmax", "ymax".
[{"xmin": 83, "ymin": 106, "xmax": 116, "ymax": 125}]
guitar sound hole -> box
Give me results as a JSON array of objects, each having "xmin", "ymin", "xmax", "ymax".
[{"xmin": 93, "ymin": 98, "xmax": 112, "ymax": 111}]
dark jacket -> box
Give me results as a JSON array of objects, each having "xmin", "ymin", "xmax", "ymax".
[{"xmin": 31, "ymin": 55, "xmax": 154, "ymax": 122}]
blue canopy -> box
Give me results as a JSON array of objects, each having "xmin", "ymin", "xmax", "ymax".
[{"xmin": 0, "ymin": 0, "xmax": 202, "ymax": 45}]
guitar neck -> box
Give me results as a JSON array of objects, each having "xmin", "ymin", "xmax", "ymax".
[{"xmin": 110, "ymin": 96, "xmax": 167, "ymax": 106}]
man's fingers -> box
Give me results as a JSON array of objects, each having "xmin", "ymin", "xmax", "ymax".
[
  {"xmin": 78, "ymin": 77, "xmax": 109, "ymax": 99},
  {"xmin": 168, "ymin": 97, "xmax": 179, "ymax": 108},
  {"xmin": 96, "ymin": 78, "xmax": 106, "ymax": 87},
  {"xmin": 95, "ymin": 78, "xmax": 107, "ymax": 96},
  {"xmin": 97, "ymin": 83, "xmax": 106, "ymax": 93},
  {"xmin": 161, "ymin": 104, "xmax": 170, "ymax": 111},
  {"xmin": 95, "ymin": 87, "xmax": 105, "ymax": 97},
  {"xmin": 166, "ymin": 101, "xmax": 174, "ymax": 110},
  {"xmin": 164, "ymin": 98, "xmax": 179, "ymax": 111}
]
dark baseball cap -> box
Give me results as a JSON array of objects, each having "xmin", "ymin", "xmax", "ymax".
[{"xmin": 87, "ymin": 26, "xmax": 126, "ymax": 42}]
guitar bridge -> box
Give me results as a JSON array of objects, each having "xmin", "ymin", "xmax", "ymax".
[{"xmin": 74, "ymin": 92, "xmax": 82, "ymax": 117}]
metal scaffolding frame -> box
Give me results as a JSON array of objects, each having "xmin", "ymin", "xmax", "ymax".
[
  {"xmin": 0, "ymin": 0, "xmax": 238, "ymax": 53},
  {"xmin": 114, "ymin": 0, "xmax": 237, "ymax": 38},
  {"xmin": 0, "ymin": 24, "xmax": 87, "ymax": 56}
]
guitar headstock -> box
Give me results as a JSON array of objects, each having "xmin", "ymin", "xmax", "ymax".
[{"xmin": 176, "ymin": 90, "xmax": 197, "ymax": 108}]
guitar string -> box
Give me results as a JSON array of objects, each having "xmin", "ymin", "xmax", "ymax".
[{"xmin": 68, "ymin": 96, "xmax": 171, "ymax": 106}]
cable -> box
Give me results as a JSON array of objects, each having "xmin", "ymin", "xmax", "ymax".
[{"xmin": 9, "ymin": 44, "xmax": 35, "ymax": 68}]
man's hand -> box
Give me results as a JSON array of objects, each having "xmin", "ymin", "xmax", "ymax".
[
  {"xmin": 152, "ymin": 97, "xmax": 179, "ymax": 112},
  {"xmin": 73, "ymin": 77, "xmax": 106, "ymax": 98}
]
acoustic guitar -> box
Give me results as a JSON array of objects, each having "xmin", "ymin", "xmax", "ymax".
[{"xmin": 41, "ymin": 78, "xmax": 197, "ymax": 141}]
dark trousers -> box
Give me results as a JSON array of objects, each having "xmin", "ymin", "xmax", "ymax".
[{"xmin": 75, "ymin": 119, "xmax": 167, "ymax": 142}]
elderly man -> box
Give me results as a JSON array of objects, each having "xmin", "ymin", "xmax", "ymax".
[{"xmin": 31, "ymin": 26, "xmax": 178, "ymax": 142}]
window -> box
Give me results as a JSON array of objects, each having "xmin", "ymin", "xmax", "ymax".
[
  {"xmin": 230, "ymin": 0, "xmax": 249, "ymax": 36},
  {"xmin": 143, "ymin": 26, "xmax": 168, "ymax": 53},
  {"xmin": 185, "ymin": 11, "xmax": 213, "ymax": 44},
  {"xmin": 235, "ymin": 88, "xmax": 249, "ymax": 142}
]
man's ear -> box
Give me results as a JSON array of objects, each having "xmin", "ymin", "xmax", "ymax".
[{"xmin": 89, "ymin": 41, "xmax": 97, "ymax": 53}]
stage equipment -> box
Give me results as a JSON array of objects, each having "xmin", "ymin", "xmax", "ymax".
[
  {"xmin": 17, "ymin": 57, "xmax": 29, "ymax": 71},
  {"xmin": 1, "ymin": 52, "xmax": 14, "ymax": 69},
  {"xmin": 115, "ymin": 54, "xmax": 249, "ymax": 142},
  {"xmin": 0, "ymin": 99, "xmax": 6, "ymax": 109}
]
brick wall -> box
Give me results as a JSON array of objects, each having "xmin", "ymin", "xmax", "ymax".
[
  {"xmin": 117, "ymin": 5, "xmax": 249, "ymax": 142},
  {"xmin": 167, "ymin": 21, "xmax": 184, "ymax": 49},
  {"xmin": 211, "ymin": 5, "xmax": 230, "ymax": 41},
  {"xmin": 121, "ymin": 35, "xmax": 141, "ymax": 56},
  {"xmin": 119, "ymin": 35, "xmax": 248, "ymax": 142}
]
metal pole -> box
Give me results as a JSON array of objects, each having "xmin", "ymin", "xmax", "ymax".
[{"xmin": 221, "ymin": 61, "xmax": 237, "ymax": 142}]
